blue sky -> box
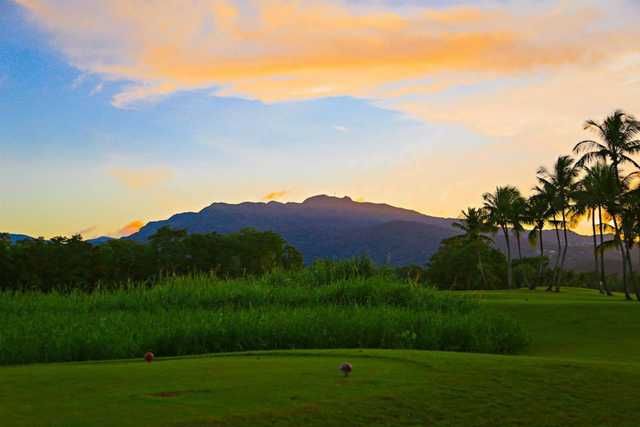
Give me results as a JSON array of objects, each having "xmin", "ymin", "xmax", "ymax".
[{"xmin": 1, "ymin": 0, "xmax": 639, "ymax": 237}]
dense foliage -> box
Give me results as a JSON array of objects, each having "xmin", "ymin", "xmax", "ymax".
[
  {"xmin": 426, "ymin": 237, "xmax": 507, "ymax": 290},
  {"xmin": 0, "ymin": 227, "xmax": 303, "ymax": 292},
  {"xmin": 0, "ymin": 272, "xmax": 528, "ymax": 364}
]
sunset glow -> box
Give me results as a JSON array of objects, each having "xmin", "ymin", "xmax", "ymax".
[{"xmin": 2, "ymin": 0, "xmax": 640, "ymax": 237}]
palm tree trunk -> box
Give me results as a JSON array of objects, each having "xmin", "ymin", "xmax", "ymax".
[
  {"xmin": 556, "ymin": 209, "xmax": 569, "ymax": 292},
  {"xmin": 503, "ymin": 225, "xmax": 512, "ymax": 289},
  {"xmin": 476, "ymin": 241, "xmax": 488, "ymax": 288},
  {"xmin": 597, "ymin": 205, "xmax": 612, "ymax": 296},
  {"xmin": 625, "ymin": 242, "xmax": 640, "ymax": 301},
  {"xmin": 536, "ymin": 226, "xmax": 544, "ymax": 290},
  {"xmin": 612, "ymin": 215, "xmax": 632, "ymax": 300},
  {"xmin": 611, "ymin": 163, "xmax": 632, "ymax": 300},
  {"xmin": 515, "ymin": 230, "xmax": 523, "ymax": 260},
  {"xmin": 590, "ymin": 209, "xmax": 602, "ymax": 293},
  {"xmin": 548, "ymin": 219, "xmax": 562, "ymax": 292}
]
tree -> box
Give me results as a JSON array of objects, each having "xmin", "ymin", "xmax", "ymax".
[
  {"xmin": 525, "ymin": 192, "xmax": 552, "ymax": 289},
  {"xmin": 574, "ymin": 110, "xmax": 640, "ymax": 300},
  {"xmin": 574, "ymin": 110, "xmax": 640, "ymax": 183},
  {"xmin": 452, "ymin": 207, "xmax": 496, "ymax": 287},
  {"xmin": 537, "ymin": 156, "xmax": 579, "ymax": 292},
  {"xmin": 573, "ymin": 163, "xmax": 617, "ymax": 295},
  {"xmin": 148, "ymin": 226, "xmax": 189, "ymax": 275},
  {"xmin": 619, "ymin": 188, "xmax": 640, "ymax": 301},
  {"xmin": 483, "ymin": 186, "xmax": 523, "ymax": 289},
  {"xmin": 452, "ymin": 207, "xmax": 494, "ymax": 241},
  {"xmin": 426, "ymin": 236, "xmax": 507, "ymax": 290}
]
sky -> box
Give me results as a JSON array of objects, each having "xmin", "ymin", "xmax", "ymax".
[{"xmin": 1, "ymin": 0, "xmax": 640, "ymax": 238}]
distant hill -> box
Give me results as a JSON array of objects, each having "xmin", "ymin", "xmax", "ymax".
[
  {"xmin": 86, "ymin": 236, "xmax": 114, "ymax": 245},
  {"xmin": 2, "ymin": 233, "xmax": 34, "ymax": 244},
  {"xmin": 129, "ymin": 195, "xmax": 622, "ymax": 271},
  {"xmin": 3, "ymin": 195, "xmax": 624, "ymax": 272}
]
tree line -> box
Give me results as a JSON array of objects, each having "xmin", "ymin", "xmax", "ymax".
[
  {"xmin": 452, "ymin": 110, "xmax": 640, "ymax": 300},
  {"xmin": 0, "ymin": 227, "xmax": 303, "ymax": 292}
]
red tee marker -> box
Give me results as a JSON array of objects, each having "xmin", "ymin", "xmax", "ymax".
[
  {"xmin": 144, "ymin": 352, "xmax": 154, "ymax": 363},
  {"xmin": 340, "ymin": 362, "xmax": 352, "ymax": 377}
]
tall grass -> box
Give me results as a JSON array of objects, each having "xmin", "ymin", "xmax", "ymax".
[{"xmin": 0, "ymin": 273, "xmax": 528, "ymax": 364}]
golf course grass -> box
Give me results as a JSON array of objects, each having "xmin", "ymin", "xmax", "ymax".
[{"xmin": 2, "ymin": 288, "xmax": 639, "ymax": 426}]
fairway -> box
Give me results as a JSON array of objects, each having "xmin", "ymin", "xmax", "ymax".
[
  {"xmin": 475, "ymin": 288, "xmax": 640, "ymax": 363},
  {"xmin": 1, "ymin": 288, "xmax": 639, "ymax": 426}
]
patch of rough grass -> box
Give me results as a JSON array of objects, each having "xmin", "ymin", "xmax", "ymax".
[{"xmin": 0, "ymin": 276, "xmax": 527, "ymax": 364}]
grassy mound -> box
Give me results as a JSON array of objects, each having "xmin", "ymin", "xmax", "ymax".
[
  {"xmin": 0, "ymin": 276, "xmax": 527, "ymax": 364},
  {"xmin": 2, "ymin": 350, "xmax": 639, "ymax": 427}
]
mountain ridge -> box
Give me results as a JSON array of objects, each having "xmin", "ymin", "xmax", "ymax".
[
  {"xmin": 3, "ymin": 195, "xmax": 621, "ymax": 271},
  {"xmin": 128, "ymin": 195, "xmax": 611, "ymax": 270}
]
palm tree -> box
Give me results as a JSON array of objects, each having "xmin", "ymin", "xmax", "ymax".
[
  {"xmin": 574, "ymin": 111, "xmax": 640, "ymax": 184},
  {"xmin": 452, "ymin": 207, "xmax": 496, "ymax": 288},
  {"xmin": 616, "ymin": 179, "xmax": 640, "ymax": 301},
  {"xmin": 595, "ymin": 170, "xmax": 640, "ymax": 300},
  {"xmin": 537, "ymin": 156, "xmax": 579, "ymax": 292},
  {"xmin": 525, "ymin": 191, "xmax": 552, "ymax": 289},
  {"xmin": 536, "ymin": 182, "xmax": 564, "ymax": 291},
  {"xmin": 593, "ymin": 164, "xmax": 620, "ymax": 297},
  {"xmin": 452, "ymin": 207, "xmax": 494, "ymax": 242},
  {"xmin": 483, "ymin": 186, "xmax": 523, "ymax": 289},
  {"xmin": 573, "ymin": 111, "xmax": 640, "ymax": 299},
  {"xmin": 573, "ymin": 167, "xmax": 602, "ymax": 293},
  {"xmin": 625, "ymin": 189, "xmax": 640, "ymax": 301}
]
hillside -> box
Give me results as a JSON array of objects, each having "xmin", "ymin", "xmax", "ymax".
[{"xmin": 130, "ymin": 195, "xmax": 618, "ymax": 271}]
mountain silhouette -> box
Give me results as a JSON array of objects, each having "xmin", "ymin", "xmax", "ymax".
[{"xmin": 128, "ymin": 195, "xmax": 618, "ymax": 270}]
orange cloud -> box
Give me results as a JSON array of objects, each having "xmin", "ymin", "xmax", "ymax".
[
  {"xmin": 108, "ymin": 167, "xmax": 173, "ymax": 189},
  {"xmin": 14, "ymin": 0, "xmax": 639, "ymax": 107},
  {"xmin": 116, "ymin": 220, "xmax": 144, "ymax": 237},
  {"xmin": 262, "ymin": 190, "xmax": 288, "ymax": 201}
]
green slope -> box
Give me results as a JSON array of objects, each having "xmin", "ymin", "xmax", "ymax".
[
  {"xmin": 1, "ymin": 288, "xmax": 638, "ymax": 427},
  {"xmin": 474, "ymin": 288, "xmax": 640, "ymax": 363}
]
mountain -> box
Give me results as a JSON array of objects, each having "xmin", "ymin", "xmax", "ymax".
[
  {"xmin": 2, "ymin": 233, "xmax": 34, "ymax": 244},
  {"xmin": 86, "ymin": 236, "xmax": 114, "ymax": 245},
  {"xmin": 129, "ymin": 194, "xmax": 619, "ymax": 271}
]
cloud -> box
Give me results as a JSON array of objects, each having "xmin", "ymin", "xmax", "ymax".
[
  {"xmin": 89, "ymin": 82, "xmax": 103, "ymax": 95},
  {"xmin": 108, "ymin": 166, "xmax": 173, "ymax": 190},
  {"xmin": 333, "ymin": 125, "xmax": 349, "ymax": 133},
  {"xmin": 70, "ymin": 72, "xmax": 87, "ymax": 90},
  {"xmin": 14, "ymin": 0, "xmax": 640, "ymax": 108},
  {"xmin": 116, "ymin": 220, "xmax": 144, "ymax": 237},
  {"xmin": 261, "ymin": 190, "xmax": 288, "ymax": 201},
  {"xmin": 73, "ymin": 225, "xmax": 96, "ymax": 237}
]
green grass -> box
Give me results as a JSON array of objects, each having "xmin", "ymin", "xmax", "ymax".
[
  {"xmin": 473, "ymin": 288, "xmax": 640, "ymax": 363},
  {"xmin": 1, "ymin": 287, "xmax": 639, "ymax": 426},
  {"xmin": 0, "ymin": 277, "xmax": 526, "ymax": 364},
  {"xmin": 2, "ymin": 350, "xmax": 639, "ymax": 427}
]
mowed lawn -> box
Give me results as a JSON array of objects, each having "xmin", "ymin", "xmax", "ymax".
[
  {"xmin": 473, "ymin": 287, "xmax": 640, "ymax": 363},
  {"xmin": 1, "ymin": 288, "xmax": 639, "ymax": 427}
]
